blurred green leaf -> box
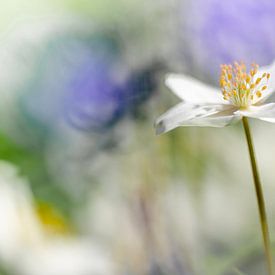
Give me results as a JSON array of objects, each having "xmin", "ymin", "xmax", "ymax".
[{"xmin": 0, "ymin": 132, "xmax": 74, "ymax": 220}]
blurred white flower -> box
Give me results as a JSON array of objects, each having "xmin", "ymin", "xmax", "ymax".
[
  {"xmin": 0, "ymin": 161, "xmax": 43, "ymax": 262},
  {"xmin": 156, "ymin": 61, "xmax": 275, "ymax": 134},
  {"xmin": 0, "ymin": 161, "xmax": 114, "ymax": 275}
]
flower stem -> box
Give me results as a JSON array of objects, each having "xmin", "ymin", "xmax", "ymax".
[{"xmin": 242, "ymin": 117, "xmax": 274, "ymax": 275}]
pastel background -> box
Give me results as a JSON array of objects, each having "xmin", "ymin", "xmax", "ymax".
[{"xmin": 0, "ymin": 1, "xmax": 275, "ymax": 274}]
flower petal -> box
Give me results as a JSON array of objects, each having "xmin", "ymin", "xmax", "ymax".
[
  {"xmin": 165, "ymin": 74, "xmax": 226, "ymax": 104},
  {"xmin": 237, "ymin": 103, "xmax": 275, "ymax": 123},
  {"xmin": 155, "ymin": 103, "xmax": 239, "ymax": 135}
]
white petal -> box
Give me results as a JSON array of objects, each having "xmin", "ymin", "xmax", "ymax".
[
  {"xmin": 155, "ymin": 103, "xmax": 239, "ymax": 135},
  {"xmin": 165, "ymin": 74, "xmax": 226, "ymax": 104},
  {"xmin": 237, "ymin": 103, "xmax": 275, "ymax": 123}
]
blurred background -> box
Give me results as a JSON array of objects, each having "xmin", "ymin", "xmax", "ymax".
[{"xmin": 0, "ymin": 0, "xmax": 275, "ymax": 274}]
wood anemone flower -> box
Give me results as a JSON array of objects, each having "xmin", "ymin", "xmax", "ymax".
[{"xmin": 155, "ymin": 61, "xmax": 275, "ymax": 135}]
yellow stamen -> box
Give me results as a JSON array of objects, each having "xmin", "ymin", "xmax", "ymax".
[
  {"xmin": 256, "ymin": 78, "xmax": 262, "ymax": 85},
  {"xmin": 219, "ymin": 62, "xmax": 270, "ymax": 108},
  {"xmin": 256, "ymin": 91, "xmax": 262, "ymax": 97}
]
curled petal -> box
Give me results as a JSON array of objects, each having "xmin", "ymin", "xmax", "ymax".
[
  {"xmin": 165, "ymin": 74, "xmax": 225, "ymax": 104},
  {"xmin": 155, "ymin": 103, "xmax": 240, "ymax": 135},
  {"xmin": 237, "ymin": 103, "xmax": 275, "ymax": 123}
]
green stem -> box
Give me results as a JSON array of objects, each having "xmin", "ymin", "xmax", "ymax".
[{"xmin": 242, "ymin": 117, "xmax": 274, "ymax": 275}]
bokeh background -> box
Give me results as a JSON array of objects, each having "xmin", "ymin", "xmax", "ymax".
[{"xmin": 0, "ymin": 1, "xmax": 275, "ymax": 274}]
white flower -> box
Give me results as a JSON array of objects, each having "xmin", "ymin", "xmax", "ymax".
[
  {"xmin": 155, "ymin": 61, "xmax": 275, "ymax": 134},
  {"xmin": 0, "ymin": 161, "xmax": 114, "ymax": 275}
]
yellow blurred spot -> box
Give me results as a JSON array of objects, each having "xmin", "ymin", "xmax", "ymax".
[{"xmin": 36, "ymin": 202, "xmax": 72, "ymax": 235}]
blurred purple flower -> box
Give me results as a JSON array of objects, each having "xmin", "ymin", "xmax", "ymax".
[
  {"xmin": 63, "ymin": 60, "xmax": 125, "ymax": 131},
  {"xmin": 180, "ymin": 0, "xmax": 275, "ymax": 81},
  {"xmin": 20, "ymin": 31, "xmax": 158, "ymax": 133},
  {"xmin": 64, "ymin": 58, "xmax": 158, "ymax": 131}
]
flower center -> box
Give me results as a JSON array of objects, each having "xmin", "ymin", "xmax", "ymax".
[{"xmin": 220, "ymin": 62, "xmax": 270, "ymax": 108}]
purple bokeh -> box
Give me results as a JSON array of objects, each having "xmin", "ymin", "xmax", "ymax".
[
  {"xmin": 180, "ymin": 0, "xmax": 275, "ymax": 82},
  {"xmin": 19, "ymin": 32, "xmax": 158, "ymax": 134},
  {"xmin": 64, "ymin": 58, "xmax": 125, "ymax": 131}
]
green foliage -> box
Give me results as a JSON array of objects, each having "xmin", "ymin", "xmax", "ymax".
[{"xmin": 0, "ymin": 133, "xmax": 74, "ymax": 219}]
